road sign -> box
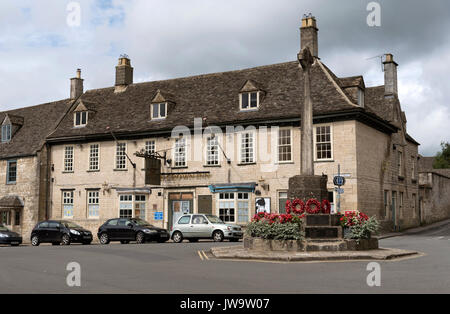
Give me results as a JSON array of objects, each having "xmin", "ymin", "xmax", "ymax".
[
  {"xmin": 335, "ymin": 188, "xmax": 344, "ymax": 194},
  {"xmin": 333, "ymin": 176, "xmax": 346, "ymax": 186}
]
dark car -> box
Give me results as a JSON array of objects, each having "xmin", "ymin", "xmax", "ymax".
[
  {"xmin": 0, "ymin": 224, "xmax": 22, "ymax": 246},
  {"xmin": 98, "ymin": 218, "xmax": 170, "ymax": 245},
  {"xmin": 31, "ymin": 220, "xmax": 93, "ymax": 246}
]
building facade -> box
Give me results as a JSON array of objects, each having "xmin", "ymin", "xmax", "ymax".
[
  {"xmin": 0, "ymin": 100, "xmax": 73, "ymax": 239},
  {"xmin": 44, "ymin": 16, "xmax": 420, "ymax": 235}
]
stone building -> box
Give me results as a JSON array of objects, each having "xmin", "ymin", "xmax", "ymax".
[
  {"xmin": 418, "ymin": 156, "xmax": 450, "ymax": 224},
  {"xmin": 0, "ymin": 100, "xmax": 73, "ymax": 239},
  {"xmin": 44, "ymin": 16, "xmax": 420, "ymax": 235}
]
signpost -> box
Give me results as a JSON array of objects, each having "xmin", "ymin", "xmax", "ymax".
[{"xmin": 334, "ymin": 164, "xmax": 346, "ymax": 214}]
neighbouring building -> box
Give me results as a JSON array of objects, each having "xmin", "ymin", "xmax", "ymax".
[
  {"xmin": 44, "ymin": 16, "xmax": 421, "ymax": 235},
  {"xmin": 0, "ymin": 100, "xmax": 73, "ymax": 239},
  {"xmin": 418, "ymin": 156, "xmax": 450, "ymax": 224}
]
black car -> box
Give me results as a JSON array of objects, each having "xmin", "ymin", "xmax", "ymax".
[
  {"xmin": 31, "ymin": 220, "xmax": 93, "ymax": 246},
  {"xmin": 0, "ymin": 224, "xmax": 22, "ymax": 246},
  {"xmin": 98, "ymin": 218, "xmax": 170, "ymax": 244}
]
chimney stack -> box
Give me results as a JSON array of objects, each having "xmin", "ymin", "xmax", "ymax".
[
  {"xmin": 70, "ymin": 69, "xmax": 84, "ymax": 99},
  {"xmin": 300, "ymin": 15, "xmax": 319, "ymax": 59},
  {"xmin": 383, "ymin": 53, "xmax": 398, "ymax": 96},
  {"xmin": 115, "ymin": 55, "xmax": 133, "ymax": 86}
]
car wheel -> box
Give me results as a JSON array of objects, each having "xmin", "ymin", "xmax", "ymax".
[
  {"xmin": 99, "ymin": 233, "xmax": 110, "ymax": 245},
  {"xmin": 120, "ymin": 240, "xmax": 130, "ymax": 244},
  {"xmin": 31, "ymin": 235, "xmax": 40, "ymax": 247},
  {"xmin": 172, "ymin": 231, "xmax": 183, "ymax": 243},
  {"xmin": 61, "ymin": 234, "xmax": 71, "ymax": 246},
  {"xmin": 136, "ymin": 232, "xmax": 145, "ymax": 244},
  {"xmin": 188, "ymin": 238, "xmax": 199, "ymax": 243},
  {"xmin": 213, "ymin": 231, "xmax": 224, "ymax": 242}
]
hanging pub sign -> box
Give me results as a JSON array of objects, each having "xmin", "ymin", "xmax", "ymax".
[{"xmin": 145, "ymin": 157, "xmax": 161, "ymax": 186}]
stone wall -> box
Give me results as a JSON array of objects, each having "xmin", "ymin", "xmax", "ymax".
[
  {"xmin": 419, "ymin": 172, "xmax": 450, "ymax": 224},
  {"xmin": 0, "ymin": 155, "xmax": 41, "ymax": 241}
]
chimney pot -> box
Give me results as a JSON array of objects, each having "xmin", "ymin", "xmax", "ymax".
[
  {"xmin": 70, "ymin": 68, "xmax": 84, "ymax": 99},
  {"xmin": 383, "ymin": 53, "xmax": 398, "ymax": 96},
  {"xmin": 115, "ymin": 55, "xmax": 133, "ymax": 87},
  {"xmin": 300, "ymin": 15, "xmax": 319, "ymax": 59}
]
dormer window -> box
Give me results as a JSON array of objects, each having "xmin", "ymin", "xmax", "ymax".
[
  {"xmin": 240, "ymin": 92, "xmax": 259, "ymax": 110},
  {"xmin": 74, "ymin": 111, "xmax": 88, "ymax": 127},
  {"xmin": 152, "ymin": 103, "xmax": 167, "ymax": 120},
  {"xmin": 1, "ymin": 124, "xmax": 11, "ymax": 143},
  {"xmin": 357, "ymin": 89, "xmax": 365, "ymax": 107}
]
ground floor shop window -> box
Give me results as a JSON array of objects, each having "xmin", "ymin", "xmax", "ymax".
[
  {"xmin": 218, "ymin": 192, "xmax": 250, "ymax": 223},
  {"xmin": 237, "ymin": 193, "xmax": 250, "ymax": 223},
  {"xmin": 119, "ymin": 195, "xmax": 133, "ymax": 218},
  {"xmin": 62, "ymin": 191, "xmax": 74, "ymax": 218},
  {"xmin": 135, "ymin": 195, "xmax": 146, "ymax": 220},
  {"xmin": 278, "ymin": 192, "xmax": 288, "ymax": 214},
  {"xmin": 14, "ymin": 211, "xmax": 20, "ymax": 226},
  {"xmin": 119, "ymin": 194, "xmax": 147, "ymax": 219}
]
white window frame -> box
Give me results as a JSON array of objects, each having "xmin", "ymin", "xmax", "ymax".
[
  {"xmin": 1, "ymin": 124, "xmax": 11, "ymax": 142},
  {"xmin": 151, "ymin": 103, "xmax": 167, "ymax": 120},
  {"xmin": 89, "ymin": 144, "xmax": 100, "ymax": 171},
  {"xmin": 6, "ymin": 160, "xmax": 17, "ymax": 184},
  {"xmin": 240, "ymin": 91, "xmax": 260, "ymax": 111},
  {"xmin": 62, "ymin": 191, "xmax": 74, "ymax": 218},
  {"xmin": 145, "ymin": 140, "xmax": 156, "ymax": 155},
  {"xmin": 240, "ymin": 131, "xmax": 256, "ymax": 164},
  {"xmin": 278, "ymin": 128, "xmax": 293, "ymax": 163},
  {"xmin": 173, "ymin": 138, "xmax": 187, "ymax": 168},
  {"xmin": 74, "ymin": 111, "xmax": 88, "ymax": 127},
  {"xmin": 357, "ymin": 89, "xmax": 365, "ymax": 107},
  {"xmin": 205, "ymin": 135, "xmax": 220, "ymax": 166},
  {"xmin": 313, "ymin": 124, "xmax": 333, "ymax": 161},
  {"xmin": 116, "ymin": 142, "xmax": 127, "ymax": 170},
  {"xmin": 64, "ymin": 146, "xmax": 74, "ymax": 172},
  {"xmin": 119, "ymin": 194, "xmax": 133, "ymax": 218},
  {"xmin": 87, "ymin": 190, "xmax": 100, "ymax": 218}
]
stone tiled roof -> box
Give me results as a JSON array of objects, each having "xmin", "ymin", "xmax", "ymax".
[
  {"xmin": 0, "ymin": 99, "xmax": 73, "ymax": 159},
  {"xmin": 339, "ymin": 76, "xmax": 364, "ymax": 88},
  {"xmin": 419, "ymin": 156, "xmax": 435, "ymax": 171},
  {"xmin": 48, "ymin": 60, "xmax": 373, "ymax": 140}
]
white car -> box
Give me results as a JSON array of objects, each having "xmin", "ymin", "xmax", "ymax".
[{"xmin": 170, "ymin": 214, "xmax": 243, "ymax": 243}]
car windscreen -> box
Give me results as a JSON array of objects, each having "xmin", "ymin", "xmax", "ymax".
[
  {"xmin": 132, "ymin": 218, "xmax": 154, "ymax": 227},
  {"xmin": 205, "ymin": 215, "xmax": 225, "ymax": 224},
  {"xmin": 62, "ymin": 221, "xmax": 82, "ymax": 229}
]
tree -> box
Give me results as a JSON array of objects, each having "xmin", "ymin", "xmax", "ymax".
[{"xmin": 433, "ymin": 142, "xmax": 450, "ymax": 169}]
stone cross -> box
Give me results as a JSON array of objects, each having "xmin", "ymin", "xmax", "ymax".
[{"xmin": 298, "ymin": 47, "xmax": 315, "ymax": 176}]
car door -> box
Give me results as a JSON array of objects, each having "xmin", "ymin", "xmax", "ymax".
[
  {"xmin": 47, "ymin": 222, "xmax": 62, "ymax": 242},
  {"xmin": 191, "ymin": 215, "xmax": 211, "ymax": 238},
  {"xmin": 105, "ymin": 219, "xmax": 119, "ymax": 239},
  {"xmin": 37, "ymin": 222, "xmax": 50, "ymax": 242},
  {"xmin": 117, "ymin": 219, "xmax": 135, "ymax": 240},
  {"xmin": 176, "ymin": 215, "xmax": 192, "ymax": 238}
]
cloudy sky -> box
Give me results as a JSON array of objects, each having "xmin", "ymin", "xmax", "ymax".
[{"xmin": 0, "ymin": 0, "xmax": 449, "ymax": 156}]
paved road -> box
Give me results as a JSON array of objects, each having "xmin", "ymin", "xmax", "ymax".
[{"xmin": 1, "ymin": 222, "xmax": 449, "ymax": 294}]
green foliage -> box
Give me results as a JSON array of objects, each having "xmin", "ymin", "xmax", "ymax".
[
  {"xmin": 346, "ymin": 216, "xmax": 380, "ymax": 240},
  {"xmin": 433, "ymin": 142, "xmax": 450, "ymax": 169},
  {"xmin": 246, "ymin": 220, "xmax": 304, "ymax": 241}
]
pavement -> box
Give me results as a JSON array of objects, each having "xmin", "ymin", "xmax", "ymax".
[
  {"xmin": 210, "ymin": 245, "xmax": 420, "ymax": 262},
  {"xmin": 0, "ymin": 220, "xmax": 450, "ymax": 294}
]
